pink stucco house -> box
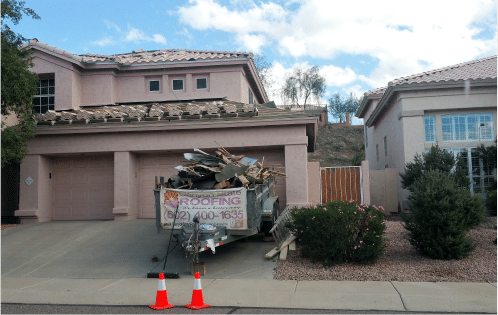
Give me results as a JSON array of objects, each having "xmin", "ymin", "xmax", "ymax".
[
  {"xmin": 357, "ymin": 56, "xmax": 497, "ymax": 212},
  {"xmin": 15, "ymin": 40, "xmax": 318, "ymax": 223}
]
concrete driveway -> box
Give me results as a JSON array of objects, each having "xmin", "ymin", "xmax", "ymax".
[{"xmin": 1, "ymin": 220, "xmax": 278, "ymax": 280}]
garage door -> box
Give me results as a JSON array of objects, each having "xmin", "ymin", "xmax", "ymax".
[
  {"xmin": 138, "ymin": 153, "xmax": 183, "ymax": 218},
  {"xmin": 52, "ymin": 155, "xmax": 114, "ymax": 220}
]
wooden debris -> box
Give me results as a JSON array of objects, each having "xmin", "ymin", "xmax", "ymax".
[
  {"xmin": 288, "ymin": 240, "xmax": 296, "ymax": 251},
  {"xmin": 279, "ymin": 245, "xmax": 288, "ymax": 260},
  {"xmin": 265, "ymin": 246, "xmax": 280, "ymax": 259}
]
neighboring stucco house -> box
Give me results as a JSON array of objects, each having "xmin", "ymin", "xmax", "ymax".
[
  {"xmin": 14, "ymin": 40, "xmax": 318, "ymax": 223},
  {"xmin": 356, "ymin": 56, "xmax": 497, "ymax": 212}
]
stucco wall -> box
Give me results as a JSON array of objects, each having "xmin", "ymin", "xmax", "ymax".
[
  {"xmin": 18, "ymin": 121, "xmax": 311, "ymax": 222},
  {"xmin": 31, "ymin": 52, "xmax": 79, "ymax": 111}
]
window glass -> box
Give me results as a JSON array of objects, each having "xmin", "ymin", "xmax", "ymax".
[
  {"xmin": 424, "ymin": 116, "xmax": 436, "ymax": 142},
  {"xmin": 149, "ymin": 80, "xmax": 160, "ymax": 92},
  {"xmin": 172, "ymin": 79, "xmax": 183, "ymax": 91},
  {"xmin": 376, "ymin": 144, "xmax": 379, "ymax": 162},
  {"xmin": 33, "ymin": 78, "xmax": 55, "ymax": 114},
  {"xmin": 248, "ymin": 88, "xmax": 254, "ymax": 104},
  {"xmin": 384, "ymin": 136, "xmax": 387, "ymax": 157},
  {"xmin": 442, "ymin": 113, "xmax": 494, "ymax": 142},
  {"xmin": 196, "ymin": 78, "xmax": 207, "ymax": 89}
]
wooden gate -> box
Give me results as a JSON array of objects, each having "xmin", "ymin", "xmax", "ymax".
[{"xmin": 321, "ymin": 166, "xmax": 362, "ymax": 204}]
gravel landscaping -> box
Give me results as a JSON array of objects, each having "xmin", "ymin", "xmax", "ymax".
[{"xmin": 274, "ymin": 216, "xmax": 497, "ymax": 282}]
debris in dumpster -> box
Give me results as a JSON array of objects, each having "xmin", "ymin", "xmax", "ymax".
[{"xmin": 155, "ymin": 143, "xmax": 286, "ymax": 190}]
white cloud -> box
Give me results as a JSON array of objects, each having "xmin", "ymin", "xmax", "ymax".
[
  {"xmin": 321, "ymin": 65, "xmax": 357, "ymax": 87},
  {"xmin": 177, "ymin": 0, "xmax": 497, "ymax": 89},
  {"xmin": 125, "ymin": 27, "xmax": 167, "ymax": 44},
  {"xmin": 91, "ymin": 21, "xmax": 167, "ymax": 47},
  {"xmin": 91, "ymin": 36, "xmax": 115, "ymax": 47}
]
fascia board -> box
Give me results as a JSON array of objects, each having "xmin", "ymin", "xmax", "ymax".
[
  {"xmin": 26, "ymin": 45, "xmax": 84, "ymax": 68},
  {"xmin": 34, "ymin": 116, "xmax": 319, "ymax": 136},
  {"xmin": 365, "ymin": 78, "xmax": 497, "ymax": 127}
]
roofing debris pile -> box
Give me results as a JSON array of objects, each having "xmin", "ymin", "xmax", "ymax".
[
  {"xmin": 36, "ymin": 100, "xmax": 258, "ymax": 125},
  {"xmin": 157, "ymin": 143, "xmax": 285, "ymax": 190}
]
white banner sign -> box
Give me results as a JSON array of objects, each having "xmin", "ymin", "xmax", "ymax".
[{"xmin": 160, "ymin": 187, "xmax": 247, "ymax": 229}]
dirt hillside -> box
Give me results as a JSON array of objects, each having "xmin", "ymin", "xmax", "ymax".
[{"xmin": 308, "ymin": 124, "xmax": 364, "ymax": 167}]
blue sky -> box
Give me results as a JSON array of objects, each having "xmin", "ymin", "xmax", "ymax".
[{"xmin": 9, "ymin": 0, "xmax": 497, "ymax": 124}]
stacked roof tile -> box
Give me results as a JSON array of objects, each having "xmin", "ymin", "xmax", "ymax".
[
  {"xmin": 22, "ymin": 39, "xmax": 254, "ymax": 65},
  {"xmin": 82, "ymin": 49, "xmax": 253, "ymax": 65}
]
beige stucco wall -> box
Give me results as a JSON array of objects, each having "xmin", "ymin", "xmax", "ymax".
[
  {"xmin": 30, "ymin": 52, "xmax": 80, "ymax": 111},
  {"xmin": 81, "ymin": 72, "xmax": 116, "ymax": 106},
  {"xmin": 363, "ymin": 85, "xmax": 497, "ymax": 212},
  {"xmin": 17, "ymin": 121, "xmax": 312, "ymax": 222}
]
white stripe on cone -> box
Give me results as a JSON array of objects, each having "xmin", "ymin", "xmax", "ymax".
[
  {"xmin": 158, "ymin": 279, "xmax": 166, "ymax": 291},
  {"xmin": 193, "ymin": 278, "xmax": 202, "ymax": 290}
]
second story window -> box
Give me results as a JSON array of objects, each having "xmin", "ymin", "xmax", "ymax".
[
  {"xmin": 172, "ymin": 79, "xmax": 184, "ymax": 91},
  {"xmin": 384, "ymin": 136, "xmax": 388, "ymax": 157},
  {"xmin": 33, "ymin": 78, "xmax": 54, "ymax": 114},
  {"xmin": 196, "ymin": 78, "xmax": 207, "ymax": 90},
  {"xmin": 424, "ymin": 115, "xmax": 436, "ymax": 142},
  {"xmin": 442, "ymin": 113, "xmax": 494, "ymax": 142},
  {"xmin": 248, "ymin": 88, "xmax": 254, "ymax": 104},
  {"xmin": 149, "ymin": 80, "xmax": 160, "ymax": 92}
]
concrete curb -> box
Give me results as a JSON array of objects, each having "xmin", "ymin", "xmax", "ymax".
[{"xmin": 2, "ymin": 277, "xmax": 496, "ymax": 313}]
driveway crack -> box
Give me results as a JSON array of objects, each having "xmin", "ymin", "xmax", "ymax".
[{"xmin": 390, "ymin": 281, "xmax": 408, "ymax": 311}]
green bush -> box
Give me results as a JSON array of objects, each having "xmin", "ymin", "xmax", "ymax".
[
  {"xmin": 486, "ymin": 188, "xmax": 497, "ymax": 216},
  {"xmin": 400, "ymin": 145, "xmax": 469, "ymax": 191},
  {"xmin": 287, "ymin": 201, "xmax": 386, "ymax": 266},
  {"xmin": 401, "ymin": 170, "xmax": 480, "ymax": 260}
]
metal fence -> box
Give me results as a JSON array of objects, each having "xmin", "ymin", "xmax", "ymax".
[{"xmin": 320, "ymin": 166, "xmax": 363, "ymax": 204}]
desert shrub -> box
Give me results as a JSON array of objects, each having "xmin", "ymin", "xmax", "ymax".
[
  {"xmin": 287, "ymin": 201, "xmax": 386, "ymax": 266},
  {"xmin": 400, "ymin": 145, "xmax": 469, "ymax": 191},
  {"xmin": 401, "ymin": 170, "xmax": 480, "ymax": 260},
  {"xmin": 486, "ymin": 188, "xmax": 497, "ymax": 216},
  {"xmin": 351, "ymin": 146, "xmax": 365, "ymax": 166}
]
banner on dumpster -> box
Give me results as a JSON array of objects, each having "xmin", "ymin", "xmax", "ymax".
[{"xmin": 160, "ymin": 187, "xmax": 247, "ymax": 230}]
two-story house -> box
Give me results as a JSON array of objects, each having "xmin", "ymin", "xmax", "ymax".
[
  {"xmin": 356, "ymin": 55, "xmax": 497, "ymax": 212},
  {"xmin": 13, "ymin": 40, "xmax": 318, "ymax": 223}
]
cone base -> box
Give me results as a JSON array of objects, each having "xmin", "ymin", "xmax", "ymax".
[
  {"xmin": 149, "ymin": 304, "xmax": 174, "ymax": 310},
  {"xmin": 185, "ymin": 303, "xmax": 210, "ymax": 310}
]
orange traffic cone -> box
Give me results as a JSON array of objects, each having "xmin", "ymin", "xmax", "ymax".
[
  {"xmin": 185, "ymin": 272, "xmax": 210, "ymax": 309},
  {"xmin": 149, "ymin": 273, "xmax": 174, "ymax": 310}
]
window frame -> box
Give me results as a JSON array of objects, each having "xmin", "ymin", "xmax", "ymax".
[
  {"xmin": 33, "ymin": 78, "xmax": 55, "ymax": 114},
  {"xmin": 442, "ymin": 113, "xmax": 494, "ymax": 142},
  {"xmin": 196, "ymin": 78, "xmax": 207, "ymax": 90},
  {"xmin": 384, "ymin": 136, "xmax": 388, "ymax": 157},
  {"xmin": 424, "ymin": 115, "xmax": 436, "ymax": 143},
  {"xmin": 149, "ymin": 80, "xmax": 160, "ymax": 92},
  {"xmin": 376, "ymin": 144, "xmax": 379, "ymax": 163},
  {"xmin": 172, "ymin": 79, "xmax": 184, "ymax": 91}
]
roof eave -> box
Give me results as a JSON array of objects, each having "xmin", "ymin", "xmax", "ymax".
[{"xmin": 365, "ymin": 77, "xmax": 497, "ymax": 127}]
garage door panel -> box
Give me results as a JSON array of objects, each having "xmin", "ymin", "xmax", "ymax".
[{"xmin": 52, "ymin": 155, "xmax": 113, "ymax": 221}]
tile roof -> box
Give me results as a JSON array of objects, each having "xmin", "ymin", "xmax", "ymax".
[
  {"xmin": 82, "ymin": 49, "xmax": 254, "ymax": 65},
  {"xmin": 390, "ymin": 55, "xmax": 497, "ymax": 86},
  {"xmin": 364, "ymin": 55, "xmax": 497, "ymax": 97},
  {"xmin": 22, "ymin": 39, "xmax": 254, "ymax": 65}
]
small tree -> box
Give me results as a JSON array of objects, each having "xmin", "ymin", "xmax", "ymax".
[
  {"xmin": 328, "ymin": 93, "xmax": 361, "ymax": 124},
  {"xmin": 1, "ymin": 0, "xmax": 41, "ymax": 168},
  {"xmin": 253, "ymin": 54, "xmax": 274, "ymax": 99},
  {"xmin": 401, "ymin": 170, "xmax": 483, "ymax": 259},
  {"xmin": 282, "ymin": 65, "xmax": 326, "ymax": 108},
  {"xmin": 476, "ymin": 141, "xmax": 497, "ymax": 215}
]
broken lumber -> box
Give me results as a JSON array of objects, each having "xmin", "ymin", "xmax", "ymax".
[
  {"xmin": 279, "ymin": 245, "xmax": 288, "ymax": 260},
  {"xmin": 289, "ymin": 240, "xmax": 296, "ymax": 251},
  {"xmin": 279, "ymin": 234, "xmax": 296, "ymax": 252},
  {"xmin": 265, "ymin": 246, "xmax": 279, "ymax": 259}
]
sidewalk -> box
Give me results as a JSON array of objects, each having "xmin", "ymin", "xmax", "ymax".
[{"xmin": 2, "ymin": 276, "xmax": 496, "ymax": 313}]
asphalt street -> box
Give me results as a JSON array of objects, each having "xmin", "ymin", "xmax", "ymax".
[{"xmin": 1, "ymin": 303, "xmax": 454, "ymax": 314}]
